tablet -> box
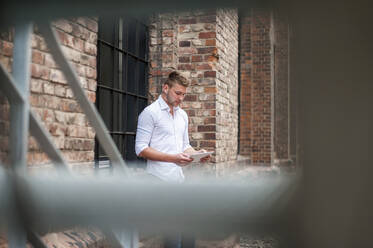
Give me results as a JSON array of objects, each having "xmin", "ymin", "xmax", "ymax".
[{"xmin": 189, "ymin": 151, "xmax": 213, "ymax": 162}]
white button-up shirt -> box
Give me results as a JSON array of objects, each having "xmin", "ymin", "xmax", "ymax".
[{"xmin": 135, "ymin": 96, "xmax": 192, "ymax": 183}]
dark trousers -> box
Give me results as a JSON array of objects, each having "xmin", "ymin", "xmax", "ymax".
[{"xmin": 164, "ymin": 234, "xmax": 195, "ymax": 248}]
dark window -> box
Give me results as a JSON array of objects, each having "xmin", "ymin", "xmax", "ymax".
[{"xmin": 96, "ymin": 16, "xmax": 149, "ymax": 168}]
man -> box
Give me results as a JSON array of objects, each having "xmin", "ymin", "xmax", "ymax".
[
  {"xmin": 135, "ymin": 71, "xmax": 209, "ymax": 183},
  {"xmin": 135, "ymin": 71, "xmax": 210, "ymax": 247}
]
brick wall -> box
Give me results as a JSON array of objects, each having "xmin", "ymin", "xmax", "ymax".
[
  {"xmin": 239, "ymin": 9, "xmax": 292, "ymax": 165},
  {"xmin": 149, "ymin": 9, "xmax": 239, "ymax": 164},
  {"xmin": 251, "ymin": 9, "xmax": 272, "ymax": 164},
  {"xmin": 0, "ymin": 18, "xmax": 98, "ymax": 167},
  {"xmin": 239, "ymin": 9, "xmax": 273, "ymax": 165}
]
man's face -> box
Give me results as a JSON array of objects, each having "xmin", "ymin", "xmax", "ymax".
[{"xmin": 163, "ymin": 83, "xmax": 187, "ymax": 108}]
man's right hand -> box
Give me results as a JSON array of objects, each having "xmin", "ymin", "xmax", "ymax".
[{"xmin": 173, "ymin": 153, "xmax": 193, "ymax": 166}]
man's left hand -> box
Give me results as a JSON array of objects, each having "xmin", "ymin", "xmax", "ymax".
[{"xmin": 199, "ymin": 149, "xmax": 211, "ymax": 163}]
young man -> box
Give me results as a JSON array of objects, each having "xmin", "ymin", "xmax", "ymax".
[
  {"xmin": 135, "ymin": 71, "xmax": 209, "ymax": 247},
  {"xmin": 135, "ymin": 71, "xmax": 209, "ymax": 183}
]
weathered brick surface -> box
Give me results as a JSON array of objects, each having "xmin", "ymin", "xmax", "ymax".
[
  {"xmin": 0, "ymin": 18, "xmax": 98, "ymax": 166},
  {"xmin": 215, "ymin": 9, "xmax": 239, "ymax": 163}
]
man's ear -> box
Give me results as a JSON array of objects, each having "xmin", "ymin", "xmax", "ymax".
[{"xmin": 162, "ymin": 84, "xmax": 169, "ymax": 94}]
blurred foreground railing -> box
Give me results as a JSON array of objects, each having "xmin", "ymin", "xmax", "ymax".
[{"xmin": 0, "ymin": 165, "xmax": 299, "ymax": 247}]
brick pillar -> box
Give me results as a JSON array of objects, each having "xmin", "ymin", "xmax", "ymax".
[
  {"xmin": 215, "ymin": 9, "xmax": 239, "ymax": 163},
  {"xmin": 149, "ymin": 10, "xmax": 219, "ymax": 161},
  {"xmin": 149, "ymin": 9, "xmax": 239, "ymax": 164}
]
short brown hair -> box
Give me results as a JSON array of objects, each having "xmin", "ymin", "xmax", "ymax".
[{"xmin": 164, "ymin": 71, "xmax": 189, "ymax": 87}]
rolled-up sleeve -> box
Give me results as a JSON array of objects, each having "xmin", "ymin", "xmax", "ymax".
[{"xmin": 135, "ymin": 109, "xmax": 154, "ymax": 156}]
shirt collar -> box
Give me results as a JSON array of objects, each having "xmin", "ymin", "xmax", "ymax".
[{"xmin": 158, "ymin": 95, "xmax": 179, "ymax": 112}]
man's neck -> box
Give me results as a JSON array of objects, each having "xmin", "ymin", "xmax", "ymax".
[{"xmin": 161, "ymin": 94, "xmax": 174, "ymax": 115}]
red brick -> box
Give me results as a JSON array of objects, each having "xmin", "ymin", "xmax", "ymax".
[
  {"xmin": 177, "ymin": 64, "xmax": 194, "ymax": 71},
  {"xmin": 204, "ymin": 71, "xmax": 216, "ymax": 78},
  {"xmin": 179, "ymin": 41, "xmax": 190, "ymax": 47},
  {"xmin": 204, "ymin": 87, "xmax": 217, "ymax": 94},
  {"xmin": 198, "ymin": 125, "xmax": 216, "ymax": 132},
  {"xmin": 199, "ymin": 32, "xmax": 216, "ymax": 39},
  {"xmin": 200, "ymin": 141, "xmax": 216, "ymax": 148},
  {"xmin": 87, "ymin": 91, "xmax": 96, "ymax": 103},
  {"xmin": 204, "ymin": 117, "xmax": 216, "ymax": 124},
  {"xmin": 49, "ymin": 69, "xmax": 66, "ymax": 84},
  {"xmin": 178, "ymin": 56, "xmax": 190, "ymax": 63},
  {"xmin": 84, "ymin": 42, "xmax": 97, "ymax": 56},
  {"xmin": 178, "ymin": 18, "xmax": 197, "ymax": 24},
  {"xmin": 196, "ymin": 64, "xmax": 212, "ymax": 70},
  {"xmin": 204, "ymin": 102, "xmax": 215, "ymax": 109},
  {"xmin": 177, "ymin": 47, "xmax": 197, "ymax": 54},
  {"xmin": 31, "ymin": 64, "xmax": 50, "ymax": 80},
  {"xmin": 85, "ymin": 67, "xmax": 97, "ymax": 79},
  {"xmin": 53, "ymin": 19, "xmax": 73, "ymax": 33},
  {"xmin": 184, "ymin": 94, "xmax": 197, "ymax": 101},
  {"xmin": 57, "ymin": 30, "xmax": 73, "ymax": 47},
  {"xmin": 32, "ymin": 50, "xmax": 45, "ymax": 65},
  {"xmin": 205, "ymin": 55, "xmax": 219, "ymax": 62},
  {"xmin": 191, "ymin": 55, "xmax": 202, "ymax": 62},
  {"xmin": 205, "ymin": 39, "xmax": 216, "ymax": 46},
  {"xmin": 197, "ymin": 47, "xmax": 216, "ymax": 54},
  {"xmin": 204, "ymin": 133, "xmax": 216, "ymax": 140}
]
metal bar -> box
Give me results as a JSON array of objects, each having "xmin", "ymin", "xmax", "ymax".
[
  {"xmin": 38, "ymin": 23, "xmax": 130, "ymax": 176},
  {"xmin": 118, "ymin": 18, "xmax": 124, "ymax": 160},
  {"xmin": 9, "ymin": 22, "xmax": 32, "ymax": 172},
  {"xmin": 12, "ymin": 173, "xmax": 298, "ymax": 234},
  {"xmin": 0, "ymin": 63, "xmax": 24, "ymax": 104},
  {"xmin": 110, "ymin": 131, "xmax": 136, "ymax": 136},
  {"xmin": 7, "ymin": 22, "xmax": 33, "ymax": 248}
]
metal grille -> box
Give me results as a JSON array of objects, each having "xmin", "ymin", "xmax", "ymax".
[{"xmin": 96, "ymin": 16, "xmax": 149, "ymax": 166}]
